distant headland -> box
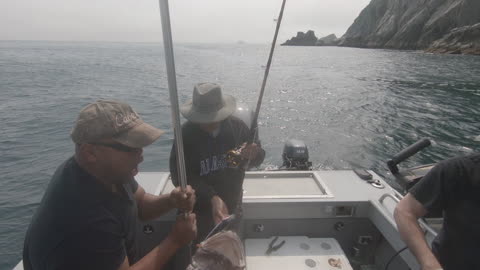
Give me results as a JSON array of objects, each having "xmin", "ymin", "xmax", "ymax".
[{"xmin": 282, "ymin": 0, "xmax": 480, "ymax": 55}]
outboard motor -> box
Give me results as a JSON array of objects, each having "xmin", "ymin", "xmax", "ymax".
[{"xmin": 282, "ymin": 139, "xmax": 312, "ymax": 170}]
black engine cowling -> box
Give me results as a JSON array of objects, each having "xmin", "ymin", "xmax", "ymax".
[{"xmin": 282, "ymin": 139, "xmax": 312, "ymax": 170}]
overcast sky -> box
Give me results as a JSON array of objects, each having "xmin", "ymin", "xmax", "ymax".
[{"xmin": 1, "ymin": 0, "xmax": 371, "ymax": 43}]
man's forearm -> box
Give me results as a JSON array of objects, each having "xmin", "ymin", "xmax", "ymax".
[
  {"xmin": 394, "ymin": 210, "xmax": 441, "ymax": 269},
  {"xmin": 211, "ymin": 195, "xmax": 229, "ymax": 224}
]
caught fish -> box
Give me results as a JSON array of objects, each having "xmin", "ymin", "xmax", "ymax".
[{"xmin": 187, "ymin": 231, "xmax": 246, "ymax": 270}]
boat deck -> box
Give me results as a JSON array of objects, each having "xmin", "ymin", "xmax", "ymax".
[
  {"xmin": 131, "ymin": 170, "xmax": 434, "ymax": 270},
  {"xmin": 14, "ymin": 170, "xmax": 437, "ymax": 270}
]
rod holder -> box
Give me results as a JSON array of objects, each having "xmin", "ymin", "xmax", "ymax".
[{"xmin": 387, "ymin": 138, "xmax": 431, "ymax": 174}]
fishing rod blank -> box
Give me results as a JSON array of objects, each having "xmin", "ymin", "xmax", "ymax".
[
  {"xmin": 250, "ymin": 0, "xmax": 287, "ymax": 143},
  {"xmin": 226, "ymin": 0, "xmax": 287, "ymax": 168},
  {"xmin": 159, "ymin": 0, "xmax": 188, "ymax": 191}
]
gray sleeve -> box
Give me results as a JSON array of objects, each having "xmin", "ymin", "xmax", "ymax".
[{"xmin": 409, "ymin": 158, "xmax": 460, "ymax": 213}]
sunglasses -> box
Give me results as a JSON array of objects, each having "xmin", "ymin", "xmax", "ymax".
[{"xmin": 91, "ymin": 142, "xmax": 141, "ymax": 153}]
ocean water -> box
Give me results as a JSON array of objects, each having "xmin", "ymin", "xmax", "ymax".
[{"xmin": 1, "ymin": 41, "xmax": 479, "ymax": 269}]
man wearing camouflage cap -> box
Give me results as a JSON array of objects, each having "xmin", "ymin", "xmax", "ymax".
[{"xmin": 23, "ymin": 100, "xmax": 197, "ymax": 270}]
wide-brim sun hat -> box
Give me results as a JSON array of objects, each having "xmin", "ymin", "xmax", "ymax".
[{"xmin": 180, "ymin": 83, "xmax": 236, "ymax": 124}]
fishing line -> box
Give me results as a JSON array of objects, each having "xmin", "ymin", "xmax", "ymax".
[
  {"xmin": 227, "ymin": 0, "xmax": 288, "ymax": 168},
  {"xmin": 249, "ymin": 0, "xmax": 287, "ymax": 143}
]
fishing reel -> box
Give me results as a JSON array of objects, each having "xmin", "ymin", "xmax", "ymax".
[
  {"xmin": 226, "ymin": 146, "xmax": 246, "ymax": 169},
  {"xmin": 226, "ymin": 142, "xmax": 262, "ymax": 169}
]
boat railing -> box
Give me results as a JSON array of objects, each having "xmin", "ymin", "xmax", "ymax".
[{"xmin": 379, "ymin": 192, "xmax": 438, "ymax": 237}]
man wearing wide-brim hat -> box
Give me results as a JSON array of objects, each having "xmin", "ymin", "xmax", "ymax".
[
  {"xmin": 24, "ymin": 100, "xmax": 197, "ymax": 270},
  {"xmin": 170, "ymin": 82, "xmax": 265, "ymax": 243}
]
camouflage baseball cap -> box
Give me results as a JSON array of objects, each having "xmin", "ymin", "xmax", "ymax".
[{"xmin": 71, "ymin": 100, "xmax": 164, "ymax": 148}]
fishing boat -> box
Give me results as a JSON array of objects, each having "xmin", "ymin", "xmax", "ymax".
[
  {"xmin": 12, "ymin": 1, "xmax": 442, "ymax": 269},
  {"xmin": 144, "ymin": 155, "xmax": 439, "ymax": 270},
  {"xmin": 133, "ymin": 139, "xmax": 440, "ymax": 270},
  {"xmin": 12, "ymin": 128, "xmax": 440, "ymax": 270}
]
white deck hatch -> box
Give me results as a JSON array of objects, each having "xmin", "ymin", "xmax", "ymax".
[
  {"xmin": 245, "ymin": 236, "xmax": 353, "ymax": 270},
  {"xmin": 243, "ymin": 171, "xmax": 333, "ymax": 199}
]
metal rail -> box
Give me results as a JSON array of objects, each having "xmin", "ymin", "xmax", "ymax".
[{"xmin": 379, "ymin": 192, "xmax": 438, "ymax": 236}]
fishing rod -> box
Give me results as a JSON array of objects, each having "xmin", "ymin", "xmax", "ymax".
[
  {"xmin": 158, "ymin": 0, "xmax": 188, "ymax": 191},
  {"xmin": 249, "ymin": 0, "xmax": 287, "ymax": 143},
  {"xmin": 227, "ymin": 0, "xmax": 287, "ymax": 168}
]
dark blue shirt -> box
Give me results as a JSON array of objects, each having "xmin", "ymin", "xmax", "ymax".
[
  {"xmin": 23, "ymin": 157, "xmax": 139, "ymax": 270},
  {"xmin": 410, "ymin": 153, "xmax": 480, "ymax": 270},
  {"xmin": 169, "ymin": 116, "xmax": 265, "ymax": 243},
  {"xmin": 170, "ymin": 116, "xmax": 265, "ymax": 215}
]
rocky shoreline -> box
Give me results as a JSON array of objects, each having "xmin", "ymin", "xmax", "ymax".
[
  {"xmin": 282, "ymin": 0, "xmax": 479, "ymax": 55},
  {"xmin": 425, "ymin": 23, "xmax": 480, "ymax": 55},
  {"xmin": 281, "ymin": 31, "xmax": 339, "ymax": 47}
]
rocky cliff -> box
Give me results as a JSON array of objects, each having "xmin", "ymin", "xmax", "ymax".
[
  {"xmin": 281, "ymin": 30, "xmax": 318, "ymax": 46},
  {"xmin": 315, "ymin": 34, "xmax": 339, "ymax": 46},
  {"xmin": 281, "ymin": 31, "xmax": 339, "ymax": 46},
  {"xmin": 426, "ymin": 23, "xmax": 480, "ymax": 54},
  {"xmin": 338, "ymin": 0, "xmax": 480, "ymax": 55}
]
